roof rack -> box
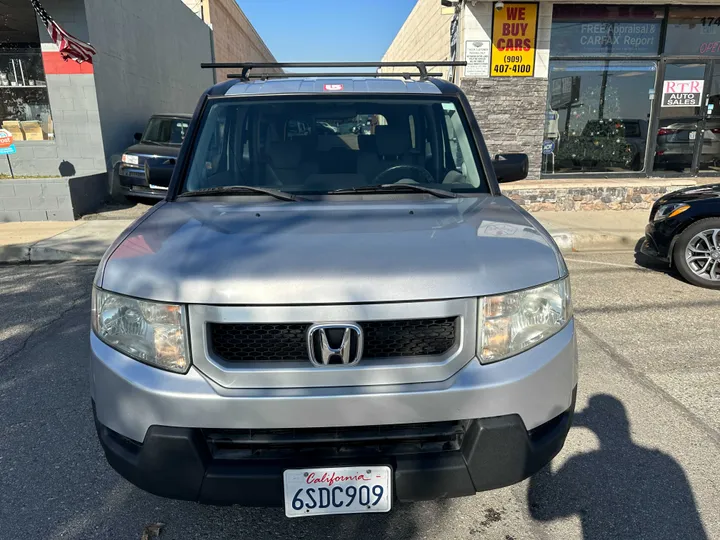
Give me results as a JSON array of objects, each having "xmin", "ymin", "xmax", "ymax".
[
  {"xmin": 200, "ymin": 61, "xmax": 467, "ymax": 81},
  {"xmin": 230, "ymin": 71, "xmax": 445, "ymax": 81}
]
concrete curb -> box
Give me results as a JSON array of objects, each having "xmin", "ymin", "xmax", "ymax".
[
  {"xmin": 0, "ymin": 243, "xmax": 102, "ymax": 263},
  {"xmin": 550, "ymin": 230, "xmax": 643, "ymax": 253},
  {"xmin": 0, "ymin": 220, "xmax": 131, "ymax": 264}
]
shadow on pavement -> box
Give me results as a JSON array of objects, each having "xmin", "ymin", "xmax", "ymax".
[
  {"xmin": 632, "ymin": 237, "xmax": 681, "ymax": 280},
  {"xmin": 528, "ymin": 394, "xmax": 707, "ymax": 540}
]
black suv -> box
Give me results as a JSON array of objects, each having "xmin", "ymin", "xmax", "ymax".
[{"xmin": 110, "ymin": 113, "xmax": 191, "ymax": 200}]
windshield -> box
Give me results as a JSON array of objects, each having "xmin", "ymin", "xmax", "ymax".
[
  {"xmin": 142, "ymin": 117, "xmax": 190, "ymax": 145},
  {"xmin": 183, "ymin": 98, "xmax": 487, "ymax": 195}
]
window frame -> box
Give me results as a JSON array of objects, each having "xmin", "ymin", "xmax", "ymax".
[{"xmin": 545, "ymin": 4, "xmax": 671, "ymax": 178}]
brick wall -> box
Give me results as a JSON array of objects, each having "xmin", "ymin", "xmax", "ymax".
[
  {"xmin": 381, "ymin": 0, "xmax": 454, "ymax": 79},
  {"xmin": 0, "ymin": 175, "xmax": 104, "ymax": 222},
  {"xmin": 461, "ymin": 77, "xmax": 547, "ymax": 180},
  {"xmin": 208, "ymin": 0, "xmax": 279, "ymax": 82},
  {"xmin": 0, "ymin": 75, "xmax": 105, "ymax": 180}
]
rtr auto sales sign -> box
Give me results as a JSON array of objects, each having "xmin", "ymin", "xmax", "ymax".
[
  {"xmin": 662, "ymin": 80, "xmax": 704, "ymax": 107},
  {"xmin": 491, "ymin": 2, "xmax": 538, "ymax": 77}
]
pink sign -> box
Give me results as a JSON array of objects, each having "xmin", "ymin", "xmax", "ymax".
[{"xmin": 661, "ymin": 80, "xmax": 704, "ymax": 107}]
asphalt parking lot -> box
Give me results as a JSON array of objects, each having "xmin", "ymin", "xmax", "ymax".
[{"xmin": 0, "ymin": 251, "xmax": 718, "ymax": 540}]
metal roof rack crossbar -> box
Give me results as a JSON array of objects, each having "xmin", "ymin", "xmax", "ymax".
[
  {"xmin": 229, "ymin": 71, "xmax": 445, "ymax": 81},
  {"xmin": 200, "ymin": 61, "xmax": 467, "ymax": 81}
]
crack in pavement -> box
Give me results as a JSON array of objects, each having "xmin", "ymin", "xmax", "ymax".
[
  {"xmin": 575, "ymin": 319, "xmax": 720, "ymax": 447},
  {"xmin": 0, "ymin": 289, "xmax": 89, "ymax": 367}
]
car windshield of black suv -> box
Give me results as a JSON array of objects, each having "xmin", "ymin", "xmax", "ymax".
[
  {"xmin": 142, "ymin": 117, "xmax": 190, "ymax": 145},
  {"xmin": 182, "ymin": 98, "xmax": 487, "ymax": 195}
]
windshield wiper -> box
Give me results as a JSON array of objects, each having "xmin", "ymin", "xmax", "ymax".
[
  {"xmin": 178, "ymin": 185, "xmax": 298, "ymax": 201},
  {"xmin": 329, "ymin": 183, "xmax": 457, "ymax": 199}
]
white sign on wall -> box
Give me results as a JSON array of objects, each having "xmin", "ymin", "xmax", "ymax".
[
  {"xmin": 465, "ymin": 40, "xmax": 491, "ymax": 78},
  {"xmin": 661, "ymin": 80, "xmax": 705, "ymax": 107}
]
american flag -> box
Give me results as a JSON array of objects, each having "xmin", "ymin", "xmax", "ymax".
[{"xmin": 30, "ymin": 0, "xmax": 97, "ymax": 64}]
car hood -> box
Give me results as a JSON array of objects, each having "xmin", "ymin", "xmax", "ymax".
[
  {"xmin": 123, "ymin": 142, "xmax": 182, "ymax": 158},
  {"xmin": 98, "ymin": 196, "xmax": 565, "ymax": 304},
  {"xmin": 655, "ymin": 183, "xmax": 720, "ymax": 205}
]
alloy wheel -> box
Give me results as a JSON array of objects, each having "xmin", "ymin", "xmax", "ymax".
[{"xmin": 685, "ymin": 228, "xmax": 720, "ymax": 281}]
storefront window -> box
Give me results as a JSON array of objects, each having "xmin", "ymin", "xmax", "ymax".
[
  {"xmin": 543, "ymin": 61, "xmax": 657, "ymax": 174},
  {"xmin": 0, "ymin": 2, "xmax": 54, "ymax": 141},
  {"xmin": 665, "ymin": 7, "xmax": 720, "ymax": 57},
  {"xmin": 551, "ymin": 5, "xmax": 664, "ymax": 57}
]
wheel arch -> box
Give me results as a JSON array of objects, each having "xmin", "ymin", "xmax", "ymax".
[{"xmin": 668, "ymin": 213, "xmax": 720, "ymax": 267}]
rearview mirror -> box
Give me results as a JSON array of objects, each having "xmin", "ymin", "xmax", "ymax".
[
  {"xmin": 492, "ymin": 153, "xmax": 528, "ymax": 183},
  {"xmin": 144, "ymin": 161, "xmax": 175, "ymax": 189},
  {"xmin": 134, "ymin": 132, "xmax": 142, "ymax": 142}
]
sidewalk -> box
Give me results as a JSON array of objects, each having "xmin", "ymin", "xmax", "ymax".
[
  {"xmin": 0, "ymin": 220, "xmax": 133, "ymax": 263},
  {"xmin": 534, "ymin": 210, "xmax": 648, "ymax": 252},
  {"xmin": 0, "ymin": 209, "xmax": 649, "ymax": 264}
]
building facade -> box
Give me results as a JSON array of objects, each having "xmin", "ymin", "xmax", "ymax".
[
  {"xmin": 183, "ymin": 0, "xmax": 280, "ymax": 81},
  {"xmin": 1, "ymin": 0, "xmax": 276, "ymax": 221},
  {"xmin": 383, "ymin": 0, "xmax": 720, "ymax": 209}
]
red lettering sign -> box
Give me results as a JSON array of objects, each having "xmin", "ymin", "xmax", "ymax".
[
  {"xmin": 0, "ymin": 129, "xmax": 13, "ymax": 148},
  {"xmin": 306, "ymin": 472, "xmax": 371, "ymax": 487}
]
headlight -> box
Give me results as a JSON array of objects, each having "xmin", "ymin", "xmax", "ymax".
[
  {"xmin": 92, "ymin": 288, "xmax": 190, "ymax": 373},
  {"xmin": 653, "ymin": 203, "xmax": 690, "ymax": 221},
  {"xmin": 121, "ymin": 153, "xmax": 139, "ymax": 165},
  {"xmin": 478, "ymin": 277, "xmax": 572, "ymax": 363}
]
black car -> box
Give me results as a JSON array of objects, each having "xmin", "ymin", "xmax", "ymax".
[
  {"xmin": 642, "ymin": 183, "xmax": 720, "ymax": 289},
  {"xmin": 110, "ymin": 114, "xmax": 192, "ymax": 200}
]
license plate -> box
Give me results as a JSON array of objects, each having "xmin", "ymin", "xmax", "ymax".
[
  {"xmin": 149, "ymin": 184, "xmax": 168, "ymax": 190},
  {"xmin": 689, "ymin": 131, "xmax": 696, "ymax": 140},
  {"xmin": 283, "ymin": 466, "xmax": 392, "ymax": 518}
]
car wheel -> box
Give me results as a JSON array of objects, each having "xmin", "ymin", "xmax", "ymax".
[{"xmin": 672, "ymin": 218, "xmax": 720, "ymax": 289}]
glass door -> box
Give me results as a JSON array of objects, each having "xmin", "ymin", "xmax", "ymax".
[
  {"xmin": 653, "ymin": 61, "xmax": 712, "ymax": 174},
  {"xmin": 699, "ymin": 60, "xmax": 720, "ymax": 173}
]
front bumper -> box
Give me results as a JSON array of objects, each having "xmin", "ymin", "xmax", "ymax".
[
  {"xmin": 642, "ymin": 219, "xmax": 684, "ymax": 263},
  {"xmin": 94, "ymin": 388, "xmax": 576, "ymax": 505},
  {"xmin": 118, "ymin": 166, "xmax": 167, "ymax": 199},
  {"xmin": 91, "ymin": 322, "xmax": 577, "ymax": 443},
  {"xmin": 91, "ymin": 321, "xmax": 577, "ymax": 504}
]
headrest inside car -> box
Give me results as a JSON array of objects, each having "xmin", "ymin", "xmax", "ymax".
[{"xmin": 375, "ymin": 126, "xmax": 411, "ymax": 157}]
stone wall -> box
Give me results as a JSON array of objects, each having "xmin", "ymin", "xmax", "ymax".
[
  {"xmin": 503, "ymin": 180, "xmax": 697, "ymax": 212},
  {"xmin": 461, "ymin": 77, "xmax": 547, "ymax": 180}
]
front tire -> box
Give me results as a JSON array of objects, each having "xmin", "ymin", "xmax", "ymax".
[{"xmin": 672, "ymin": 218, "xmax": 720, "ymax": 289}]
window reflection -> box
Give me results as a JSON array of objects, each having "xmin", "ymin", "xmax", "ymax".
[
  {"xmin": 543, "ymin": 61, "xmax": 656, "ymax": 173},
  {"xmin": 0, "ymin": 0, "xmax": 54, "ymax": 142}
]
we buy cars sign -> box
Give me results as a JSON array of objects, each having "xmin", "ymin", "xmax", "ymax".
[{"xmin": 0, "ymin": 129, "xmax": 16, "ymax": 155}]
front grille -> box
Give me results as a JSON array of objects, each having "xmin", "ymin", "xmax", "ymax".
[
  {"xmin": 209, "ymin": 317, "xmax": 457, "ymax": 363},
  {"xmin": 203, "ymin": 420, "xmax": 469, "ymax": 460}
]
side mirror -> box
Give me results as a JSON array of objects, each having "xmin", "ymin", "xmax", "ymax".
[
  {"xmin": 134, "ymin": 132, "xmax": 142, "ymax": 142},
  {"xmin": 144, "ymin": 160, "xmax": 175, "ymax": 189},
  {"xmin": 492, "ymin": 153, "xmax": 529, "ymax": 183}
]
